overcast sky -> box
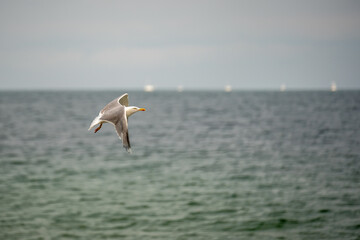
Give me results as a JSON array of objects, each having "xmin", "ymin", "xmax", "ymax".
[{"xmin": 1, "ymin": 0, "xmax": 359, "ymax": 90}]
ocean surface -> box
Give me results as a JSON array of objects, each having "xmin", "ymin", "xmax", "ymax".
[{"xmin": 0, "ymin": 90, "xmax": 359, "ymax": 240}]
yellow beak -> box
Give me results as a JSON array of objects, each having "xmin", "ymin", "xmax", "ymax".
[{"xmin": 139, "ymin": 108, "xmax": 146, "ymax": 111}]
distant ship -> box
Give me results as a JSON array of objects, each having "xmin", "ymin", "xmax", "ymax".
[
  {"xmin": 177, "ymin": 85, "xmax": 184, "ymax": 92},
  {"xmin": 331, "ymin": 82, "xmax": 337, "ymax": 92},
  {"xmin": 280, "ymin": 84, "xmax": 286, "ymax": 92},
  {"xmin": 224, "ymin": 85, "xmax": 232, "ymax": 92},
  {"xmin": 144, "ymin": 84, "xmax": 155, "ymax": 92}
]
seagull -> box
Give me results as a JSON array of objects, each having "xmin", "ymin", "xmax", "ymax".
[{"xmin": 88, "ymin": 93, "xmax": 146, "ymax": 152}]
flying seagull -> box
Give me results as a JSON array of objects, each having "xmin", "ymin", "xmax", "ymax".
[{"xmin": 88, "ymin": 93, "xmax": 146, "ymax": 152}]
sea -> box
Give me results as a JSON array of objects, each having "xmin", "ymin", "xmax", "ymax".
[{"xmin": 0, "ymin": 90, "xmax": 359, "ymax": 240}]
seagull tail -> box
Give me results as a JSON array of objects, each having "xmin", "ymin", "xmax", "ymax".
[{"xmin": 88, "ymin": 115, "xmax": 101, "ymax": 131}]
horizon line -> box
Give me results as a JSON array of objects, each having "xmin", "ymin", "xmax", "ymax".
[{"xmin": 0, "ymin": 87, "xmax": 359, "ymax": 92}]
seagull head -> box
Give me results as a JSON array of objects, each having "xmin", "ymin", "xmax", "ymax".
[{"xmin": 125, "ymin": 106, "xmax": 146, "ymax": 118}]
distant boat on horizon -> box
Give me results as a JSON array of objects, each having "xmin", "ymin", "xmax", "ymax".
[
  {"xmin": 177, "ymin": 85, "xmax": 184, "ymax": 92},
  {"xmin": 144, "ymin": 84, "xmax": 155, "ymax": 92},
  {"xmin": 224, "ymin": 85, "xmax": 232, "ymax": 92},
  {"xmin": 331, "ymin": 82, "xmax": 337, "ymax": 92},
  {"xmin": 280, "ymin": 83, "xmax": 286, "ymax": 92}
]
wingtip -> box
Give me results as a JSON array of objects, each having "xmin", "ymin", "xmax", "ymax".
[
  {"xmin": 88, "ymin": 124, "xmax": 95, "ymax": 131},
  {"xmin": 88, "ymin": 116, "xmax": 101, "ymax": 131}
]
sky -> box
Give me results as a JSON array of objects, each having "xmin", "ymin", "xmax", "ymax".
[{"xmin": 0, "ymin": 0, "xmax": 359, "ymax": 90}]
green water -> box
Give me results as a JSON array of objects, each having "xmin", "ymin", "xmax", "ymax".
[{"xmin": 1, "ymin": 91, "xmax": 360, "ymax": 239}]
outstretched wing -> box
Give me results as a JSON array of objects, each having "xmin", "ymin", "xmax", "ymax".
[
  {"xmin": 118, "ymin": 93, "xmax": 129, "ymax": 107},
  {"xmin": 114, "ymin": 113, "xmax": 131, "ymax": 152},
  {"xmin": 99, "ymin": 105, "xmax": 131, "ymax": 152},
  {"xmin": 100, "ymin": 93, "xmax": 129, "ymax": 114}
]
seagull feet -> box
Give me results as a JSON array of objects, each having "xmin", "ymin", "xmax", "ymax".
[{"xmin": 94, "ymin": 123, "xmax": 102, "ymax": 133}]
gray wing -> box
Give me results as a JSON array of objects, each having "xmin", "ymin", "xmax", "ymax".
[
  {"xmin": 99, "ymin": 105, "xmax": 124, "ymax": 125},
  {"xmin": 115, "ymin": 118, "xmax": 131, "ymax": 152},
  {"xmin": 100, "ymin": 105, "xmax": 131, "ymax": 152},
  {"xmin": 100, "ymin": 93, "xmax": 129, "ymax": 114},
  {"xmin": 118, "ymin": 93, "xmax": 129, "ymax": 107}
]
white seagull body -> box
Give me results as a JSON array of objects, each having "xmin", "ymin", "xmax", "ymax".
[{"xmin": 88, "ymin": 93, "xmax": 145, "ymax": 152}]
